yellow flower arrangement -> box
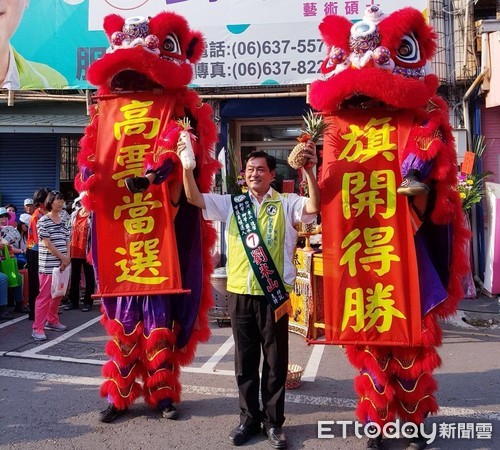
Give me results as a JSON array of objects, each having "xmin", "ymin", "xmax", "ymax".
[
  {"xmin": 457, "ymin": 135, "xmax": 492, "ymax": 211},
  {"xmin": 457, "ymin": 173, "xmax": 490, "ymax": 210}
]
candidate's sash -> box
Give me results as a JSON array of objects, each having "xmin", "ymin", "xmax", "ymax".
[{"xmin": 231, "ymin": 193, "xmax": 290, "ymax": 321}]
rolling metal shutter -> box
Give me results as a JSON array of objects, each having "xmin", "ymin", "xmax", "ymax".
[{"xmin": 0, "ymin": 133, "xmax": 59, "ymax": 211}]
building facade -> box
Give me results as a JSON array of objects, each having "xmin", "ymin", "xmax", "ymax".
[{"xmin": 1, "ymin": 0, "xmax": 499, "ymax": 284}]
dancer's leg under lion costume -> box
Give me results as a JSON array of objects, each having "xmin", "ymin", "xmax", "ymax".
[
  {"xmin": 75, "ymin": 11, "xmax": 219, "ymax": 418},
  {"xmin": 308, "ymin": 6, "xmax": 469, "ymax": 447}
]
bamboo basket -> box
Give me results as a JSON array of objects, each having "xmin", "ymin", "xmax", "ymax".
[{"xmin": 285, "ymin": 363, "xmax": 303, "ymax": 389}]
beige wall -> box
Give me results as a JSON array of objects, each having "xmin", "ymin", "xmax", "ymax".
[{"xmin": 486, "ymin": 31, "xmax": 500, "ymax": 108}]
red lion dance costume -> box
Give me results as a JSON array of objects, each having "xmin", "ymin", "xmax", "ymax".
[
  {"xmin": 309, "ymin": 6, "xmax": 469, "ymax": 449},
  {"xmin": 75, "ymin": 12, "xmax": 218, "ymax": 421}
]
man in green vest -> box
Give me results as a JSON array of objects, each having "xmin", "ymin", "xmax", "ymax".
[{"xmin": 183, "ymin": 145, "xmax": 320, "ymax": 449}]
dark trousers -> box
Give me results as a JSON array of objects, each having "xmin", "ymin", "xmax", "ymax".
[
  {"xmin": 228, "ymin": 293, "xmax": 289, "ymax": 429},
  {"xmin": 69, "ymin": 258, "xmax": 96, "ymax": 308},
  {"xmin": 26, "ymin": 248, "xmax": 39, "ymax": 319}
]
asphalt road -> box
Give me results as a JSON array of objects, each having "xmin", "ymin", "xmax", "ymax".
[{"xmin": 0, "ymin": 307, "xmax": 499, "ymax": 450}]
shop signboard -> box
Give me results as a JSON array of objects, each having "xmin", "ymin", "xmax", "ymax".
[{"xmin": 7, "ymin": 0, "xmax": 428, "ymax": 90}]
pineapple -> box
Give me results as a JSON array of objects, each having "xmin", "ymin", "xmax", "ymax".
[
  {"xmin": 301, "ymin": 220, "xmax": 316, "ymax": 234},
  {"xmin": 288, "ymin": 110, "xmax": 328, "ymax": 169}
]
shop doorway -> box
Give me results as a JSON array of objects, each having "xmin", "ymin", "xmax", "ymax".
[{"xmin": 236, "ymin": 119, "xmax": 303, "ymax": 193}]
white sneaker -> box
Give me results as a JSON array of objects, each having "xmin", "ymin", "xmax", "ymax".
[
  {"xmin": 44, "ymin": 322, "xmax": 67, "ymax": 332},
  {"xmin": 32, "ymin": 329, "xmax": 47, "ymax": 341}
]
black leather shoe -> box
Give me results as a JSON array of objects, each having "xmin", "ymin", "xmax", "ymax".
[
  {"xmin": 407, "ymin": 434, "xmax": 427, "ymax": 450},
  {"xmin": 64, "ymin": 304, "xmax": 79, "ymax": 311},
  {"xmin": 125, "ymin": 176, "xmax": 150, "ymax": 193},
  {"xmin": 0, "ymin": 310, "xmax": 14, "ymax": 320},
  {"xmin": 367, "ymin": 435, "xmax": 382, "ymax": 449},
  {"xmin": 229, "ymin": 423, "xmax": 261, "ymax": 446},
  {"xmin": 263, "ymin": 427, "xmax": 288, "ymax": 449},
  {"xmin": 366, "ymin": 426, "xmax": 383, "ymax": 449},
  {"xmin": 99, "ymin": 404, "xmax": 128, "ymax": 423},
  {"xmin": 160, "ymin": 405, "xmax": 179, "ymax": 420}
]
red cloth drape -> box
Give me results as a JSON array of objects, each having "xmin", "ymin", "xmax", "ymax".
[
  {"xmin": 94, "ymin": 93, "xmax": 186, "ymax": 297},
  {"xmin": 318, "ymin": 109, "xmax": 422, "ymax": 346}
]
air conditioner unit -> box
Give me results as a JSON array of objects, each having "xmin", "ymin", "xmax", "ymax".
[{"xmin": 452, "ymin": 127, "xmax": 468, "ymax": 164}]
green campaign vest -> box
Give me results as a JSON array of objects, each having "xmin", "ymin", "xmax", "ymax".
[
  {"xmin": 229, "ymin": 192, "xmax": 290, "ymax": 320},
  {"xmin": 227, "ymin": 190, "xmax": 289, "ymax": 294}
]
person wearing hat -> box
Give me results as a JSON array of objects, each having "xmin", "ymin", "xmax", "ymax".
[
  {"xmin": 14, "ymin": 213, "xmax": 30, "ymax": 261},
  {"xmin": 0, "ymin": 209, "xmax": 12, "ymax": 319},
  {"xmin": 0, "ymin": 207, "xmax": 9, "ymax": 227},
  {"xmin": 19, "ymin": 212, "xmax": 31, "ymax": 230},
  {"xmin": 0, "ymin": 208, "xmax": 16, "ymax": 319},
  {"xmin": 0, "ymin": 218, "xmax": 26, "ymax": 316},
  {"xmin": 23, "ymin": 198, "xmax": 34, "ymax": 215}
]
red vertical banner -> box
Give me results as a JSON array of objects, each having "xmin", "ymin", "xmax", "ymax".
[
  {"xmin": 94, "ymin": 93, "xmax": 186, "ymax": 297},
  {"xmin": 319, "ymin": 109, "xmax": 422, "ymax": 346}
]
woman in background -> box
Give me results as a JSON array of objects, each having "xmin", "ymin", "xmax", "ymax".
[
  {"xmin": 31, "ymin": 191, "xmax": 70, "ymax": 341},
  {"xmin": 66, "ymin": 199, "xmax": 95, "ymax": 312},
  {"xmin": 26, "ymin": 188, "xmax": 49, "ymax": 320},
  {"xmin": 11, "ymin": 213, "xmax": 30, "ymax": 267}
]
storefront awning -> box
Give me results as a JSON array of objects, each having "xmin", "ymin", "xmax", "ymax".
[{"xmin": 0, "ymin": 114, "xmax": 89, "ymax": 133}]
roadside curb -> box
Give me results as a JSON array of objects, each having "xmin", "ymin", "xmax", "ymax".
[{"xmin": 446, "ymin": 309, "xmax": 500, "ymax": 330}]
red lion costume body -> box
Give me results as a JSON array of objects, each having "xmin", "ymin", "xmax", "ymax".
[
  {"xmin": 309, "ymin": 6, "xmax": 469, "ymax": 447},
  {"xmin": 75, "ymin": 11, "xmax": 218, "ymax": 420}
]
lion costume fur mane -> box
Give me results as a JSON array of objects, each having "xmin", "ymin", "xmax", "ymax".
[
  {"xmin": 309, "ymin": 6, "xmax": 469, "ymax": 426},
  {"xmin": 75, "ymin": 11, "xmax": 219, "ymax": 410}
]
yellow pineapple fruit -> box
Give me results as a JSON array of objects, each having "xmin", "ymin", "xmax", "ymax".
[
  {"xmin": 301, "ymin": 221, "xmax": 316, "ymax": 234},
  {"xmin": 288, "ymin": 110, "xmax": 328, "ymax": 169}
]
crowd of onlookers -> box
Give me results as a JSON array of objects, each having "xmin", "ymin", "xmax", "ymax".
[{"xmin": 0, "ymin": 189, "xmax": 95, "ymax": 341}]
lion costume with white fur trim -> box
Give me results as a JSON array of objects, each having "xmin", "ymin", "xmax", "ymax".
[
  {"xmin": 308, "ymin": 6, "xmax": 469, "ymax": 434},
  {"xmin": 75, "ymin": 11, "xmax": 218, "ymax": 415}
]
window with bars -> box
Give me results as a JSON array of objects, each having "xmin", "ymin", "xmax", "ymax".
[
  {"xmin": 60, "ymin": 135, "xmax": 80, "ymax": 181},
  {"xmin": 59, "ymin": 135, "xmax": 82, "ymax": 203}
]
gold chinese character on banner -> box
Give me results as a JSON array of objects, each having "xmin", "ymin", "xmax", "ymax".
[
  {"xmin": 115, "ymin": 238, "xmax": 168, "ymax": 284},
  {"xmin": 113, "ymin": 192, "xmax": 162, "ymax": 234},
  {"xmin": 112, "ymin": 144, "xmax": 151, "ymax": 186},
  {"xmin": 340, "ymin": 226, "xmax": 400, "ymax": 276},
  {"xmin": 339, "ymin": 116, "xmax": 396, "ymax": 163},
  {"xmin": 342, "ymin": 283, "xmax": 406, "ymax": 332},
  {"xmin": 114, "ymin": 100, "xmax": 160, "ymax": 140}
]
